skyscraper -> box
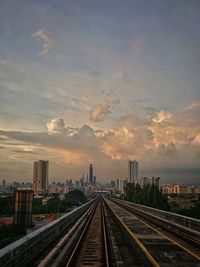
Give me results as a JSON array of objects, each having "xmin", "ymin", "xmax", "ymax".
[
  {"xmin": 33, "ymin": 160, "xmax": 49, "ymax": 194},
  {"xmin": 14, "ymin": 189, "xmax": 33, "ymax": 227},
  {"xmin": 89, "ymin": 164, "xmax": 93, "ymax": 184},
  {"xmin": 140, "ymin": 176, "xmax": 160, "ymax": 188},
  {"xmin": 128, "ymin": 160, "xmax": 138, "ymax": 184},
  {"xmin": 149, "ymin": 176, "xmax": 160, "ymax": 187}
]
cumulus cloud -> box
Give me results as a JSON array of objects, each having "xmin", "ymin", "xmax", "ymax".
[
  {"xmin": 32, "ymin": 29, "xmax": 54, "ymax": 55},
  {"xmin": 149, "ymin": 106, "xmax": 200, "ymax": 148},
  {"xmin": 46, "ymin": 118, "xmax": 65, "ymax": 133},
  {"xmin": 152, "ymin": 110, "xmax": 173, "ymax": 124},
  {"xmin": 77, "ymin": 125, "xmax": 95, "ymax": 137},
  {"xmin": 194, "ymin": 133, "xmax": 200, "ymax": 144},
  {"xmin": 0, "ymin": 103, "xmax": 200, "ymax": 179},
  {"xmin": 89, "ymin": 103, "xmax": 111, "ymax": 122},
  {"xmin": 95, "ymin": 104, "xmax": 200, "ymax": 165}
]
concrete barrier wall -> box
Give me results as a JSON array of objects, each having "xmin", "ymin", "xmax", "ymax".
[
  {"xmin": 115, "ymin": 198, "xmax": 200, "ymax": 232},
  {"xmin": 0, "ymin": 199, "xmax": 96, "ymax": 267}
]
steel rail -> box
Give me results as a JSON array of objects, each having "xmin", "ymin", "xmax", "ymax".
[
  {"xmin": 102, "ymin": 200, "xmax": 110, "ymax": 267},
  {"xmin": 64, "ymin": 200, "xmax": 98, "ymax": 267},
  {"xmin": 110, "ymin": 198, "xmax": 200, "ymax": 260},
  {"xmin": 37, "ymin": 199, "xmax": 97, "ymax": 267},
  {"xmin": 117, "ymin": 198, "xmax": 200, "ymax": 231},
  {"xmin": 104, "ymin": 197, "xmax": 160, "ymax": 267},
  {"xmin": 0, "ymin": 198, "xmax": 96, "ymax": 267},
  {"xmin": 65, "ymin": 198, "xmax": 110, "ymax": 267}
]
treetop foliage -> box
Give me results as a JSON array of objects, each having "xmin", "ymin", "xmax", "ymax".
[{"xmin": 124, "ymin": 183, "xmax": 169, "ymax": 211}]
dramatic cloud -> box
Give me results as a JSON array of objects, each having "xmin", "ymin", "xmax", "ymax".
[
  {"xmin": 96, "ymin": 104, "xmax": 200, "ymax": 165},
  {"xmin": 152, "ymin": 110, "xmax": 173, "ymax": 124},
  {"xmin": 0, "ymin": 103, "xmax": 200, "ymax": 180},
  {"xmin": 32, "ymin": 29, "xmax": 53, "ymax": 55},
  {"xmin": 47, "ymin": 118, "xmax": 65, "ymax": 133},
  {"xmin": 89, "ymin": 103, "xmax": 112, "ymax": 122},
  {"xmin": 77, "ymin": 125, "xmax": 95, "ymax": 137},
  {"xmin": 0, "ymin": 0, "xmax": 200, "ymax": 182}
]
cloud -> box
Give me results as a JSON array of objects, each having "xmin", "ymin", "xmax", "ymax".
[
  {"xmin": 0, "ymin": 103, "xmax": 200, "ymax": 180},
  {"xmin": 46, "ymin": 118, "xmax": 65, "ymax": 133},
  {"xmin": 95, "ymin": 104, "xmax": 200, "ymax": 166},
  {"xmin": 0, "ymin": 136, "xmax": 8, "ymax": 141},
  {"xmin": 89, "ymin": 103, "xmax": 112, "ymax": 122},
  {"xmin": 194, "ymin": 133, "xmax": 200, "ymax": 144},
  {"xmin": 0, "ymin": 122, "xmax": 98, "ymax": 156},
  {"xmin": 152, "ymin": 110, "xmax": 173, "ymax": 124},
  {"xmin": 77, "ymin": 125, "xmax": 95, "ymax": 137},
  {"xmin": 32, "ymin": 29, "xmax": 54, "ymax": 55},
  {"xmin": 149, "ymin": 106, "xmax": 200, "ymax": 148}
]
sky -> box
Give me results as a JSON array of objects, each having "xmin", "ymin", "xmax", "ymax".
[{"xmin": 0, "ymin": 0, "xmax": 200, "ymax": 184}]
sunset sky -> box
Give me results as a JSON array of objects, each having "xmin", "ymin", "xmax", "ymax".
[{"xmin": 0, "ymin": 0, "xmax": 200, "ymax": 183}]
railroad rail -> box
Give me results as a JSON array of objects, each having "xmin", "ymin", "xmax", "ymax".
[
  {"xmin": 109, "ymin": 197, "xmax": 200, "ymax": 251},
  {"xmin": 1, "ymin": 196, "xmax": 200, "ymax": 266},
  {"xmin": 112, "ymin": 198, "xmax": 200, "ymax": 232},
  {"xmin": 104, "ymin": 197, "xmax": 200, "ymax": 266},
  {"xmin": 0, "ymin": 199, "xmax": 96, "ymax": 267},
  {"xmin": 38, "ymin": 197, "xmax": 110, "ymax": 267}
]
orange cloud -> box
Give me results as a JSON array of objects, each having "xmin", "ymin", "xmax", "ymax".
[{"xmin": 57, "ymin": 149, "xmax": 88, "ymax": 165}]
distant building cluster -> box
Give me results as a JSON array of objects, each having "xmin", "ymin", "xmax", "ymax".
[
  {"xmin": 0, "ymin": 180, "xmax": 32, "ymax": 194},
  {"xmin": 1, "ymin": 159, "xmax": 199, "ymax": 230},
  {"xmin": 0, "ymin": 160, "xmax": 160, "ymax": 197},
  {"xmin": 161, "ymin": 184, "xmax": 200, "ymax": 194},
  {"xmin": 34, "ymin": 162, "xmax": 97, "ymax": 196},
  {"xmin": 48, "ymin": 178, "xmax": 96, "ymax": 196},
  {"xmin": 140, "ymin": 177, "xmax": 160, "ymax": 188},
  {"xmin": 1, "ymin": 159, "xmax": 200, "ymax": 199},
  {"xmin": 0, "ymin": 162, "xmax": 98, "ymax": 197},
  {"xmin": 115, "ymin": 160, "xmax": 160, "ymax": 195}
]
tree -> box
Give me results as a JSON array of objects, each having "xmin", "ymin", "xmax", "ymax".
[
  {"xmin": 124, "ymin": 183, "xmax": 169, "ymax": 211},
  {"xmin": 63, "ymin": 190, "xmax": 87, "ymax": 207},
  {"xmin": 0, "ymin": 196, "xmax": 14, "ymax": 215}
]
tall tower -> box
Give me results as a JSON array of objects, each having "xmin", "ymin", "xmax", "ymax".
[
  {"xmin": 128, "ymin": 160, "xmax": 138, "ymax": 184},
  {"xmin": 33, "ymin": 160, "xmax": 49, "ymax": 194},
  {"xmin": 89, "ymin": 164, "xmax": 93, "ymax": 184},
  {"xmin": 14, "ymin": 189, "xmax": 33, "ymax": 227}
]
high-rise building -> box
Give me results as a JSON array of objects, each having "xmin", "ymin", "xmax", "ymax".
[
  {"xmin": 14, "ymin": 189, "xmax": 33, "ymax": 227},
  {"xmin": 110, "ymin": 180, "xmax": 116, "ymax": 188},
  {"xmin": 140, "ymin": 176, "xmax": 160, "ymax": 188},
  {"xmin": 140, "ymin": 177, "xmax": 149, "ymax": 188},
  {"xmin": 1, "ymin": 179, "xmax": 6, "ymax": 192},
  {"xmin": 128, "ymin": 160, "xmax": 138, "ymax": 184},
  {"xmin": 33, "ymin": 160, "xmax": 49, "ymax": 194},
  {"xmin": 149, "ymin": 177, "xmax": 160, "ymax": 187},
  {"xmin": 2, "ymin": 179, "xmax": 6, "ymax": 188},
  {"xmin": 119, "ymin": 178, "xmax": 128, "ymax": 194},
  {"xmin": 89, "ymin": 164, "xmax": 93, "ymax": 184}
]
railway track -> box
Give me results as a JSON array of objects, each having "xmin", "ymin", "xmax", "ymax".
[
  {"xmin": 36, "ymin": 196, "xmax": 200, "ymax": 266},
  {"xmin": 104, "ymin": 197, "xmax": 200, "ymax": 267},
  {"xmin": 109, "ymin": 198, "xmax": 200, "ymax": 256},
  {"xmin": 37, "ymin": 198, "xmax": 110, "ymax": 267},
  {"xmin": 70, "ymin": 199, "xmax": 109, "ymax": 267}
]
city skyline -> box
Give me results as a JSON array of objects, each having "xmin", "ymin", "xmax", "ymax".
[{"xmin": 0, "ymin": 1, "xmax": 200, "ymax": 183}]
